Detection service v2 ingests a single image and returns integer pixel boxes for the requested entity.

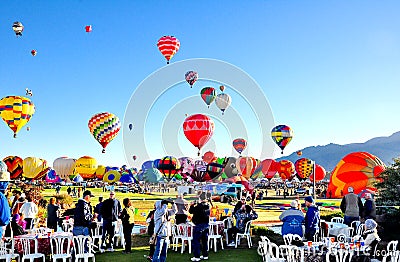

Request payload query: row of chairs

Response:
[0,234,95,262]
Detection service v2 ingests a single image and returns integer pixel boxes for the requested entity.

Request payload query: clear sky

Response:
[0,1,399,168]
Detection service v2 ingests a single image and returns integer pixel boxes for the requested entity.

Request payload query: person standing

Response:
[120,198,135,254]
[304,196,320,241]
[340,186,363,226]
[100,191,122,252]
[19,195,39,230]
[12,191,26,216]
[0,164,11,237]
[152,199,177,262]
[67,187,72,196]
[279,200,304,237]
[73,190,95,236]
[145,205,156,261]
[362,193,376,221]
[174,194,189,224]
[189,192,211,261]
[47,197,60,231]
[94,196,104,222]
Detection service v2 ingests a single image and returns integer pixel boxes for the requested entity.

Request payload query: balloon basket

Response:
[13,133,17,138]
[102,149,106,153]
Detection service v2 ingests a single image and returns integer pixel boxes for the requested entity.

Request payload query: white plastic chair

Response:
[279,245,303,262]
[356,223,365,236]
[235,220,252,248]
[113,221,125,249]
[331,217,344,224]
[387,240,399,261]
[62,220,73,233]
[222,217,234,245]
[0,237,20,262]
[283,234,301,246]
[326,249,353,262]
[350,221,361,236]
[383,250,400,262]
[91,222,103,250]
[266,242,286,262]
[174,223,193,253]
[208,223,224,252]
[19,236,45,262]
[73,235,95,262]
[31,227,52,235]
[50,234,73,262]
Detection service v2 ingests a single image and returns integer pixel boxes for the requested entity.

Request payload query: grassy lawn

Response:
[38,186,342,225]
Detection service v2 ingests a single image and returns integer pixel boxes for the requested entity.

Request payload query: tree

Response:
[374,158,400,226]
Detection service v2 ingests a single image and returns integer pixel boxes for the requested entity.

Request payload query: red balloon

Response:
[260,159,279,179]
[202,151,216,164]
[183,114,214,155]
[85,25,92,32]
[310,164,326,182]
[278,160,295,180]
[157,35,180,64]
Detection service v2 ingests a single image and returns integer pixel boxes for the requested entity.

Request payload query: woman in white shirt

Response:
[19,195,38,230]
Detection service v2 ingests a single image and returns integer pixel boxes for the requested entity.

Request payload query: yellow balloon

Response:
[75,156,97,179]
[103,170,121,183]
[0,96,35,138]
[95,165,106,180]
[23,157,48,179]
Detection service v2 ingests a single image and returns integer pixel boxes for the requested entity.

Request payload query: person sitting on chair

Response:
[227,203,258,247]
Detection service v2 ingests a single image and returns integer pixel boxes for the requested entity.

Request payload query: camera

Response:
[161,198,174,206]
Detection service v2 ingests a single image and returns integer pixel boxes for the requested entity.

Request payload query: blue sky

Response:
[0,1,399,168]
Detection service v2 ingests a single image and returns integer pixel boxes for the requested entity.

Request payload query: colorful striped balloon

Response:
[157,156,181,181]
[3,156,23,179]
[200,87,216,108]
[88,112,121,153]
[185,71,198,88]
[0,96,35,138]
[232,138,247,155]
[295,158,314,180]
[271,125,293,154]
[157,36,180,64]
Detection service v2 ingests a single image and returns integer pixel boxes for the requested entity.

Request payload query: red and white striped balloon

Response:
[157,35,180,64]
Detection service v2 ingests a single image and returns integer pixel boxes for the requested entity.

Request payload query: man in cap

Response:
[362,193,376,221]
[0,161,11,237]
[279,199,304,237]
[340,186,363,226]
[304,196,320,241]
[100,191,121,252]
[73,190,95,236]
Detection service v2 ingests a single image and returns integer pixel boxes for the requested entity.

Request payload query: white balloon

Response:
[215,93,231,115]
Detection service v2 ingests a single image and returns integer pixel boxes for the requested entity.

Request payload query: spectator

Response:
[227,202,258,246]
[233,196,246,214]
[189,192,210,262]
[94,196,104,222]
[145,205,156,261]
[16,213,27,230]
[340,186,363,226]
[152,199,177,262]
[73,190,95,236]
[251,190,256,207]
[47,197,60,231]
[0,166,11,237]
[4,214,25,237]
[279,200,304,237]
[304,196,320,241]
[67,186,72,196]
[100,191,122,252]
[362,193,376,221]
[19,195,38,230]
[361,219,381,250]
[174,194,189,224]
[12,193,26,216]
[120,198,135,254]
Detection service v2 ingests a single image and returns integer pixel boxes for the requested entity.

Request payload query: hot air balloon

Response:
[23,157,49,180]
[232,138,247,156]
[327,152,385,198]
[310,164,326,182]
[31,50,37,56]
[178,157,194,176]
[143,168,164,183]
[85,25,92,32]
[295,158,314,180]
[157,156,181,181]
[183,114,215,156]
[153,159,161,169]
[12,22,24,36]
[157,36,180,64]
[257,159,279,179]
[75,156,97,180]
[191,160,209,182]
[95,165,106,180]
[3,156,23,179]
[200,87,216,108]
[271,125,293,154]
[53,157,76,181]
[88,112,121,153]
[185,71,198,88]
[202,151,216,164]
[103,170,121,183]
[45,169,61,184]
[0,96,35,138]
[236,157,258,179]
[132,155,137,161]
[277,160,295,180]
[206,162,224,180]
[215,93,232,115]
[219,85,225,92]
[296,151,302,156]
[25,88,33,96]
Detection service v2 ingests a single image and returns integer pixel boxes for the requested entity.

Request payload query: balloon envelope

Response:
[215,93,231,115]
[232,138,247,155]
[53,157,76,181]
[88,112,121,153]
[103,170,121,183]
[183,114,215,155]
[3,156,23,179]
[236,157,257,179]
[157,35,180,64]
[200,87,216,107]
[75,156,97,179]
[310,164,326,182]
[271,125,293,154]
[157,156,181,181]
[295,158,314,180]
[23,157,49,180]
[0,96,35,137]
[143,168,164,183]
[185,71,198,87]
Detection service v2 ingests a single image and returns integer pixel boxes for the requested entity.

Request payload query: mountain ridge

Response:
[278,131,400,172]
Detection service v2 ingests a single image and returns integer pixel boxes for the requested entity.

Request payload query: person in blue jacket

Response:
[0,161,11,237]
[304,196,320,241]
[279,200,304,237]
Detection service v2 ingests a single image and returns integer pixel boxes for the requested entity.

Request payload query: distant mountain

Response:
[278,131,400,172]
